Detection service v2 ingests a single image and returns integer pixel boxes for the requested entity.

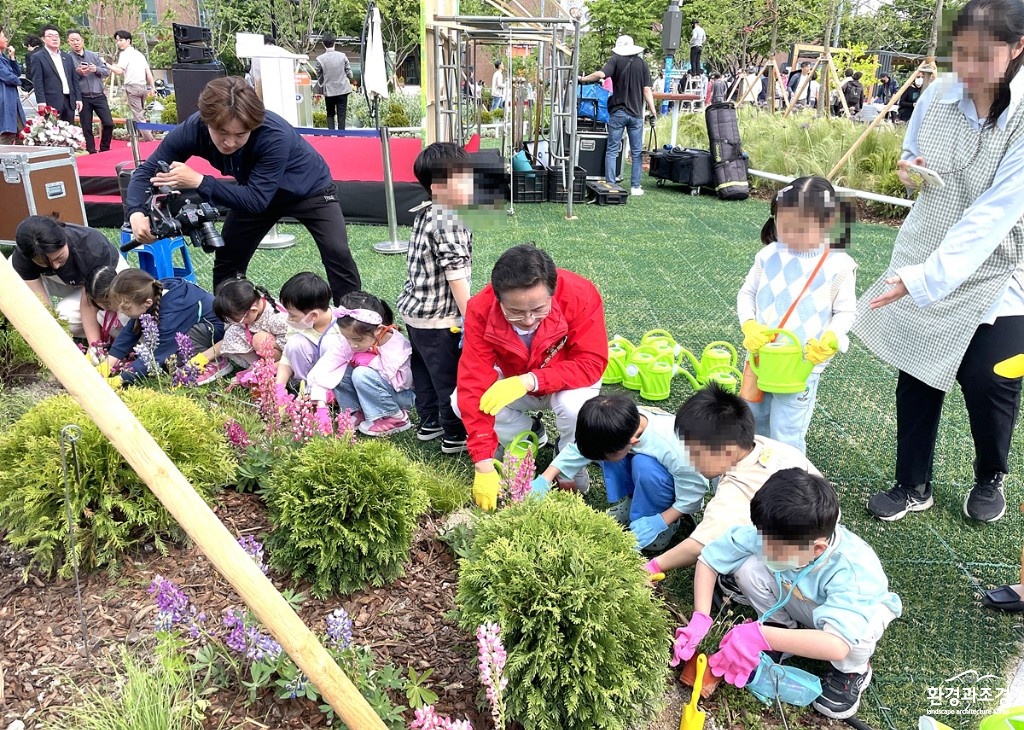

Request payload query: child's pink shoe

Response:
[358,412,412,437]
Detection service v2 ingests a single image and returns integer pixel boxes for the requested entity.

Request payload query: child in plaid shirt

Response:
[397,142,475,453]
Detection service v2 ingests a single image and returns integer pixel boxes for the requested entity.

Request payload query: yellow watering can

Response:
[678,341,738,387]
[747,329,814,394]
[603,336,636,385]
[622,344,662,392]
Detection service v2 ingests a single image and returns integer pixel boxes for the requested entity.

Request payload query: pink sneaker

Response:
[358,412,412,436]
[197,356,232,385]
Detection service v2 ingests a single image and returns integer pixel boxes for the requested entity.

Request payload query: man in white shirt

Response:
[108,29,155,141]
[490,60,505,111]
[690,21,706,77]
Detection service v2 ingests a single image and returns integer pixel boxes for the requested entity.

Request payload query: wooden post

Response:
[0,256,388,730]
[826,60,933,180]
[783,56,822,118]
[826,55,851,118]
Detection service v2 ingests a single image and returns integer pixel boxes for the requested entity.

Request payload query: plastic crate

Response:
[547,165,587,203]
[512,165,548,203]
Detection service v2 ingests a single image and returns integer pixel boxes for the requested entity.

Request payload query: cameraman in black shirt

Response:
[125,76,361,304]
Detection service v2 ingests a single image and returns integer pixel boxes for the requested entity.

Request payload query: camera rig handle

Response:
[120,162,174,253]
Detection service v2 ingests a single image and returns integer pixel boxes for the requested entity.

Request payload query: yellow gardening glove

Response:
[105,375,124,390]
[804,331,839,365]
[479,376,528,415]
[95,361,112,378]
[741,320,772,352]
[995,354,1024,378]
[473,470,501,511]
[189,352,210,369]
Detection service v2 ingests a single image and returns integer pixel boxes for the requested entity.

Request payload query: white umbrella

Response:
[364,6,389,102]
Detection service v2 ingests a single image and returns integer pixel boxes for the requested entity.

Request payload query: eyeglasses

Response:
[500,302,552,323]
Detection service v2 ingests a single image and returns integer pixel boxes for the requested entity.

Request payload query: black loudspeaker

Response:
[173,23,212,44]
[175,45,215,64]
[171,63,226,122]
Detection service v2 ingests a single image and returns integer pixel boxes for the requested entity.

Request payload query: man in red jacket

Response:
[455,244,608,510]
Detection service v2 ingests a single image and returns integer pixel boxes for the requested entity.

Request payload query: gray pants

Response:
[733,556,896,673]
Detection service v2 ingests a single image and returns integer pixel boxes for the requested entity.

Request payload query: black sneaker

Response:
[964,473,1007,522]
[416,418,444,441]
[866,482,933,521]
[440,435,468,454]
[812,665,872,720]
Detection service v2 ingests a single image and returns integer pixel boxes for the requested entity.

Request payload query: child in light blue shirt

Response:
[671,468,901,721]
[532,394,707,552]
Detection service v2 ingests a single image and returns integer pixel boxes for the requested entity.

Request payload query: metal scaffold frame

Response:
[427,8,583,219]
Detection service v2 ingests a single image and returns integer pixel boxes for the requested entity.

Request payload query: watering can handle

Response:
[610,335,636,353]
[761,328,801,347]
[642,329,676,343]
[705,341,738,364]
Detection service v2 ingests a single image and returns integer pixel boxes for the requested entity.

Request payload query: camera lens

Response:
[199,222,225,253]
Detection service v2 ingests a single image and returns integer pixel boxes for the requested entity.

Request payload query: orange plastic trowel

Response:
[680,653,708,730]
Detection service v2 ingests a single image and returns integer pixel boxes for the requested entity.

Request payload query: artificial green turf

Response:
[98,175,1024,730]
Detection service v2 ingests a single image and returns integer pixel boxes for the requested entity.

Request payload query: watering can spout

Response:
[677,347,701,375]
[679,370,701,391]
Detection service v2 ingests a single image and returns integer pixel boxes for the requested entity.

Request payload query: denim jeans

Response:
[606,108,644,188]
[745,372,820,454]
[333,366,415,422]
[601,454,676,521]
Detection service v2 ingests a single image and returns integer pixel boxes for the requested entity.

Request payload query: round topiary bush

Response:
[0,390,236,577]
[264,439,428,597]
[455,491,670,730]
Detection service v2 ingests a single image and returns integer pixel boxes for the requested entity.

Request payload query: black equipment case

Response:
[647,148,714,193]
[704,102,750,200]
[585,180,629,205]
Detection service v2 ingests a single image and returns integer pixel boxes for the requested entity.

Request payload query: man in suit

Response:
[30,25,81,123]
[314,33,353,130]
[68,29,113,153]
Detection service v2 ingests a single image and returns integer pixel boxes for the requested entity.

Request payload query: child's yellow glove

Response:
[804,331,839,365]
[741,320,772,352]
[105,375,124,390]
[189,352,210,369]
[480,376,528,415]
[95,361,112,378]
[473,470,501,511]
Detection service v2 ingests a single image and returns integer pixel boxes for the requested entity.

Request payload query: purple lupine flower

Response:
[283,670,309,699]
[132,313,160,374]
[246,624,282,661]
[477,622,507,729]
[238,535,269,575]
[326,608,353,651]
[286,392,317,443]
[149,575,189,628]
[224,419,252,451]
[172,332,200,387]
[223,608,248,654]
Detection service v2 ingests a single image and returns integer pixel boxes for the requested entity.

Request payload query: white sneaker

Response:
[630,186,644,196]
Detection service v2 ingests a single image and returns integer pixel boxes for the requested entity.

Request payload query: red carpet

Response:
[78,135,426,228]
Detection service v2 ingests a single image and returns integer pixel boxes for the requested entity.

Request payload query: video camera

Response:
[121,161,225,254]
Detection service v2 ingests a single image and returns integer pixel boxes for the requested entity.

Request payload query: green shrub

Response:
[312,110,327,128]
[413,460,471,514]
[383,105,411,128]
[0,311,43,388]
[160,94,178,124]
[0,390,235,577]
[264,439,428,597]
[479,109,494,125]
[455,491,670,730]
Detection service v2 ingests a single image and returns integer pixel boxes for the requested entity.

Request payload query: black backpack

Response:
[843,80,862,108]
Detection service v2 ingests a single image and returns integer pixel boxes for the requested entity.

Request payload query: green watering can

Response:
[493,428,542,473]
[979,707,1024,730]
[603,336,636,385]
[677,341,739,387]
[622,344,662,391]
[747,329,814,394]
[638,351,676,401]
[640,329,681,357]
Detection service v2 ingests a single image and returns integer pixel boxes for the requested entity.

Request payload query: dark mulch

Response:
[0,490,487,729]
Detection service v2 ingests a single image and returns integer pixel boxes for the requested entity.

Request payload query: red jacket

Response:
[458,268,608,462]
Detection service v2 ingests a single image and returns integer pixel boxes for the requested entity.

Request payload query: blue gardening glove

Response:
[530,476,552,496]
[630,513,669,550]
[708,620,771,688]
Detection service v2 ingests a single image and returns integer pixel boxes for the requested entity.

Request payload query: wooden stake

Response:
[826,60,934,180]
[0,255,387,730]
[783,55,824,118]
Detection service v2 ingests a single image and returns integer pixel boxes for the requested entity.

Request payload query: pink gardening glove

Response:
[643,558,663,575]
[351,351,375,367]
[670,612,713,667]
[273,383,290,406]
[708,620,770,687]
[314,406,333,436]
